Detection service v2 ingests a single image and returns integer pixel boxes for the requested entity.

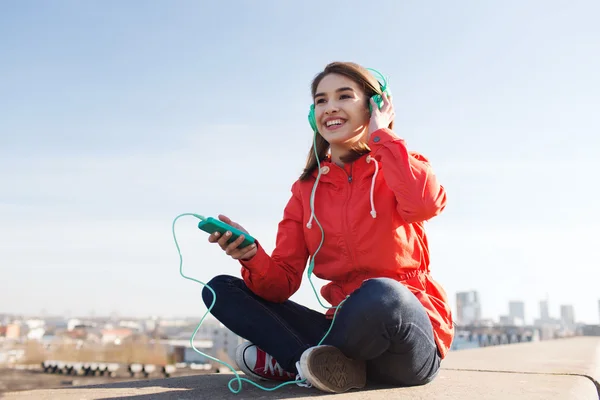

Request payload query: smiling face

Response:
[313,73,371,148]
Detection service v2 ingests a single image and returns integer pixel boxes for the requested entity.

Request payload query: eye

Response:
[315,98,326,104]
[340,94,352,100]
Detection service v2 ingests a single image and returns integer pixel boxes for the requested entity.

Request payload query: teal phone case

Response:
[198,217,255,248]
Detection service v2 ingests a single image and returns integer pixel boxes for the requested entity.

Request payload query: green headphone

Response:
[308,68,390,133]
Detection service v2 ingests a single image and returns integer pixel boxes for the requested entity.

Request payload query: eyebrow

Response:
[314,87,355,98]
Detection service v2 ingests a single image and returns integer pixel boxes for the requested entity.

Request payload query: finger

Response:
[217,230,232,250]
[233,244,257,260]
[245,246,258,260]
[225,234,246,255]
[225,244,240,256]
[370,97,379,113]
[231,244,254,260]
[218,214,232,224]
[218,214,243,231]
[382,92,392,110]
[219,215,240,229]
[208,231,221,243]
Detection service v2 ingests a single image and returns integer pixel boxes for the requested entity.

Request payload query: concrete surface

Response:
[442,336,600,378]
[3,337,599,400]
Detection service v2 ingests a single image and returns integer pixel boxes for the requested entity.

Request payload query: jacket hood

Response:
[306,152,381,230]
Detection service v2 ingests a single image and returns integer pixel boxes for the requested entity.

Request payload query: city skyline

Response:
[454,290,598,326]
[3,292,598,327]
[1,2,599,324]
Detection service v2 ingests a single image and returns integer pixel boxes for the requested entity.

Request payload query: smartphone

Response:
[198,217,255,248]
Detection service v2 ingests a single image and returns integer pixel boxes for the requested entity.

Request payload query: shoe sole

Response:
[300,345,366,393]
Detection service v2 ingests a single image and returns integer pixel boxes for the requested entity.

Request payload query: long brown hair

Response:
[299,61,394,181]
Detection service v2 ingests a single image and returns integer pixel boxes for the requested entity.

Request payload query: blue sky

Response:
[1,1,599,324]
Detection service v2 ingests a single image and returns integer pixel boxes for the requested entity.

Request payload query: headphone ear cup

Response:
[369,94,384,114]
[308,104,318,132]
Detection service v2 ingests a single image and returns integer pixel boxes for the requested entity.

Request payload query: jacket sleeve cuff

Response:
[239,241,269,279]
[368,128,402,156]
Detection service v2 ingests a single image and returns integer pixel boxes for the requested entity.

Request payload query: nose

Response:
[324,101,339,115]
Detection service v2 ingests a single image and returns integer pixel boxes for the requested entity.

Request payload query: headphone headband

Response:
[366,68,388,93]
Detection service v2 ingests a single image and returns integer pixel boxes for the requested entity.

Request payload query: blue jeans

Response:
[201,275,441,386]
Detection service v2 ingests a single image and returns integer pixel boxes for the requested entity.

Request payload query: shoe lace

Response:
[294,361,312,388]
[264,352,287,376]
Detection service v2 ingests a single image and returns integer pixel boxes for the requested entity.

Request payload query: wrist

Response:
[368,123,384,137]
[368,127,400,148]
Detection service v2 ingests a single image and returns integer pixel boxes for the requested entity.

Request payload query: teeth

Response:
[326,119,344,127]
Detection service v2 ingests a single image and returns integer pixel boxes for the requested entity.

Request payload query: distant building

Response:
[579,324,600,336]
[191,318,243,364]
[25,319,45,330]
[101,328,133,345]
[0,325,18,340]
[212,324,244,364]
[67,318,96,331]
[450,330,480,351]
[5,324,21,340]
[509,301,525,324]
[118,320,142,331]
[27,327,46,340]
[166,318,243,367]
[560,305,575,328]
[145,317,158,333]
[456,291,481,326]
[539,300,550,322]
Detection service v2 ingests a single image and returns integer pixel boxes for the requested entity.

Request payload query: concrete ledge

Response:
[443,336,600,378]
[2,370,598,400]
[3,337,599,400]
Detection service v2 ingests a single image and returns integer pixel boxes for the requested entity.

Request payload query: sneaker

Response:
[298,345,366,393]
[235,342,296,382]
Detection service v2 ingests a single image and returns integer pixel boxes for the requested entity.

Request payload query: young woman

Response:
[202,61,453,394]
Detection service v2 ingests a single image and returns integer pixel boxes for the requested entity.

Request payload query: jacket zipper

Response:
[342,164,356,270]
[344,163,353,183]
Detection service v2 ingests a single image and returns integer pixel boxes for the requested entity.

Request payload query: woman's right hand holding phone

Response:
[208,214,257,261]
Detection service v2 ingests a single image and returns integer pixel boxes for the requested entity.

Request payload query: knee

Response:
[201,274,239,308]
[360,277,414,303]
[354,278,417,316]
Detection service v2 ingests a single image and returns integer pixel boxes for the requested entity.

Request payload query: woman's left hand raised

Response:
[368,92,395,139]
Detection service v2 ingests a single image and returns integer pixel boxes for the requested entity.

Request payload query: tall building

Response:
[456,291,481,326]
[560,305,575,327]
[193,318,243,364]
[509,301,525,323]
[539,300,550,322]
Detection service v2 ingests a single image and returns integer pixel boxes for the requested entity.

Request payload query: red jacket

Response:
[240,128,454,358]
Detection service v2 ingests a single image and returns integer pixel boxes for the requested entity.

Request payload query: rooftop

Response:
[3,337,599,399]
